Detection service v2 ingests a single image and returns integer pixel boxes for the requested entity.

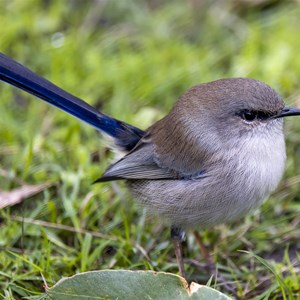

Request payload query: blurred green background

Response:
[0,0,299,299]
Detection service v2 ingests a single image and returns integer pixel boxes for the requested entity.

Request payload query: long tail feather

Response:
[0,53,145,151]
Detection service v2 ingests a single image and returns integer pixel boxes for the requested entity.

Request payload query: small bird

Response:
[0,53,299,278]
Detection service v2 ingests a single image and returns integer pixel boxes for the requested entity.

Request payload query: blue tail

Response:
[0,53,145,151]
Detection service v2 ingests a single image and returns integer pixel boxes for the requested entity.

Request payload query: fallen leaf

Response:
[46,270,233,300]
[0,183,52,209]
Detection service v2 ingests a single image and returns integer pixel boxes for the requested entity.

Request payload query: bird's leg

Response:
[193,230,214,269]
[171,226,186,278]
[193,230,237,295]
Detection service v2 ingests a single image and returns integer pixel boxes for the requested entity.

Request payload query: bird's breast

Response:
[201,129,287,227]
[128,131,286,229]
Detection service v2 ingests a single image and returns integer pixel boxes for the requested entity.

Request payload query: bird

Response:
[0,52,299,278]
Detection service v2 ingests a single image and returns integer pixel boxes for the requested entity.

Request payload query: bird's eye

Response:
[241,110,258,122]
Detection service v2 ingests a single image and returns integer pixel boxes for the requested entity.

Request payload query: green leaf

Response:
[46,270,232,300]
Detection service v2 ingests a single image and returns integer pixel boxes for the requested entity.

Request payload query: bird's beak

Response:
[276,107,300,118]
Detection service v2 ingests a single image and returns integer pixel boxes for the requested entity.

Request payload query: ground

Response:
[0,1,299,299]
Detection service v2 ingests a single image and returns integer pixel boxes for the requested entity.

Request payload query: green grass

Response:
[0,0,300,299]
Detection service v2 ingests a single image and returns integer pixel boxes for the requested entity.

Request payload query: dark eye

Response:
[241,110,258,122]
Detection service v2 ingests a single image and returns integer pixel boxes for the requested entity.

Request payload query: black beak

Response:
[276,107,300,118]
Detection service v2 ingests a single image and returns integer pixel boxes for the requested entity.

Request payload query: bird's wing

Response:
[95,139,177,182]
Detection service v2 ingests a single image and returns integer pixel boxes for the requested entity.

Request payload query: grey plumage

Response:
[99,78,287,228]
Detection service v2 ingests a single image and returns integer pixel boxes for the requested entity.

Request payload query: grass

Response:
[0,0,299,299]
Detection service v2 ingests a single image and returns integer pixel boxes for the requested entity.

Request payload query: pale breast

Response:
[128,131,286,229]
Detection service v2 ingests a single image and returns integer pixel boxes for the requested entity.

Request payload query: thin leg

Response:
[193,230,213,267]
[171,226,186,278]
[192,230,237,296]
